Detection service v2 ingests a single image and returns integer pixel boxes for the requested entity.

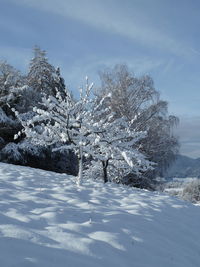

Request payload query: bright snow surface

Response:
[0,163,200,267]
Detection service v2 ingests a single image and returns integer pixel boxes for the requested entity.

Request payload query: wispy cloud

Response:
[8,0,195,58]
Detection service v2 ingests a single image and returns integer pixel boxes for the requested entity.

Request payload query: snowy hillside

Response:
[0,163,200,267]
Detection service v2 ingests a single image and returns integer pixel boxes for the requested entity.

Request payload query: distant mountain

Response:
[165,155,200,178]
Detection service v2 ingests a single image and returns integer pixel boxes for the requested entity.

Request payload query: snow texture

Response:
[0,163,199,267]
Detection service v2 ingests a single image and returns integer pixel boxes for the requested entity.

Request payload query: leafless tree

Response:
[95,64,179,188]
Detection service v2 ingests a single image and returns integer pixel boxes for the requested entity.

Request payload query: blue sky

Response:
[0,0,200,158]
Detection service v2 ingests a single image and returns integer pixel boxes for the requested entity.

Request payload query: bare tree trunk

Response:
[77,146,83,186]
[102,160,109,183]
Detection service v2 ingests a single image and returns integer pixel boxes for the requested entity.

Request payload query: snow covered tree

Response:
[81,93,154,183]
[27,46,66,98]
[0,61,25,96]
[0,61,27,144]
[0,61,26,111]
[96,64,179,188]
[14,77,153,185]
[13,78,93,185]
[0,49,76,176]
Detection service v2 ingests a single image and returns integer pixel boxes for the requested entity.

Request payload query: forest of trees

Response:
[0,47,179,190]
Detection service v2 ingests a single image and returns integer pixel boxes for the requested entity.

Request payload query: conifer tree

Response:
[28,46,66,98]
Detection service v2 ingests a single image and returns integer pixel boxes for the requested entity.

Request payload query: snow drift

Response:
[0,163,199,267]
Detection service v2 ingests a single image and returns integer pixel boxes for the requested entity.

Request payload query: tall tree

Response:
[96,64,179,188]
[27,46,66,98]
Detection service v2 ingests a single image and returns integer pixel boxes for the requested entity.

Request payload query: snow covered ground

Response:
[0,163,200,267]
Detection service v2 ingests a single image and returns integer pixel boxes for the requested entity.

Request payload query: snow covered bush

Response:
[0,143,24,163]
[0,107,16,125]
[181,179,200,203]
[0,140,77,174]
[122,173,158,191]
[0,141,44,165]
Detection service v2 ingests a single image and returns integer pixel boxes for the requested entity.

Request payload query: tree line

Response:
[0,47,179,189]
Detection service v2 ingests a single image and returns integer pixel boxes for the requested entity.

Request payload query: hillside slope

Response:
[0,163,200,267]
